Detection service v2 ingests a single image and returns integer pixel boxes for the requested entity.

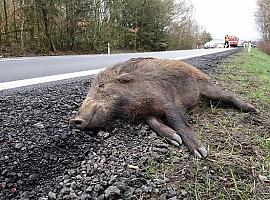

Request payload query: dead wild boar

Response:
[69,57,258,158]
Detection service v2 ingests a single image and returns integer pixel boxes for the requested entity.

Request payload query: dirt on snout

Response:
[0,49,269,200]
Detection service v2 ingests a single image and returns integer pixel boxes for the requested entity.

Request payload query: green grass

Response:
[224,48,270,104]
[187,49,270,199]
[223,48,270,158]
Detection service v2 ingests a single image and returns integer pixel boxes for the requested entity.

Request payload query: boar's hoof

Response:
[69,118,87,130]
[245,104,259,113]
[166,138,180,147]
[194,146,208,159]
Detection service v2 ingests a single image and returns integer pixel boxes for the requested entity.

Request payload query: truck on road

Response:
[228,36,239,47]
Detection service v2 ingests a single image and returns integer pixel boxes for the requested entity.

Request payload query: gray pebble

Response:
[167,189,177,198]
[168,197,178,200]
[60,187,70,195]
[135,188,142,195]
[80,193,90,200]
[97,130,110,138]
[21,147,27,151]
[127,187,135,195]
[1,182,7,189]
[68,169,76,176]
[153,147,168,154]
[85,185,93,193]
[149,132,157,138]
[71,181,77,189]
[48,191,56,199]
[63,179,70,184]
[34,122,45,129]
[104,186,121,198]
[94,184,103,192]
[154,188,160,193]
[97,194,105,200]
[113,181,127,192]
[141,184,152,193]
[108,175,117,184]
[29,173,38,181]
[75,175,82,179]
[15,143,23,149]
[69,192,77,198]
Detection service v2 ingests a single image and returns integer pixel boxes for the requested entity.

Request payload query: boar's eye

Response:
[116,73,134,84]
[99,82,105,88]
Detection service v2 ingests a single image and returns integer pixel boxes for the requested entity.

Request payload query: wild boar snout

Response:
[69,97,98,129]
[69,118,87,130]
[69,96,112,130]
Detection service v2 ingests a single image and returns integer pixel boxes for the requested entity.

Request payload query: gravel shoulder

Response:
[1,49,269,200]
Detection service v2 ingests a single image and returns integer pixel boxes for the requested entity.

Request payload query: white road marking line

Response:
[0,67,106,91]
[171,48,230,60]
[0,48,233,91]
[0,58,34,62]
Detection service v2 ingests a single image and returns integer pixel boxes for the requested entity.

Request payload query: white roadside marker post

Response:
[248,43,252,52]
[108,43,111,54]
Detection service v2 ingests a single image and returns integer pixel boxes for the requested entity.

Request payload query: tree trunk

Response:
[0,8,2,43]
[35,2,41,51]
[41,7,56,52]
[3,0,9,42]
[20,0,25,52]
[12,0,18,42]
[65,2,71,50]
[70,0,76,50]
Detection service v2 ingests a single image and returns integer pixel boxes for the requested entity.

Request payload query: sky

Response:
[191,0,261,41]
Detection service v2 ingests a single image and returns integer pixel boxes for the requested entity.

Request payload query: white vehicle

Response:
[204,41,216,49]
[204,39,224,49]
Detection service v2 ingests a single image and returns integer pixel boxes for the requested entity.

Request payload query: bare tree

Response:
[3,0,9,42]
[256,0,270,41]
[20,0,25,52]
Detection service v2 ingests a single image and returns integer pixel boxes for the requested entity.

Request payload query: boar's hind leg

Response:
[146,116,182,146]
[164,108,207,158]
[202,84,258,113]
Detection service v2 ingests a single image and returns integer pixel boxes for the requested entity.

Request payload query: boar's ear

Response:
[116,73,134,84]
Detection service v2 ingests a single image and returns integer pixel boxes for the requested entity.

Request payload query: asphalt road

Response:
[0,48,232,83]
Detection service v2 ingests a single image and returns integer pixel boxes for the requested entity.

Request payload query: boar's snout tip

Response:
[69,118,87,130]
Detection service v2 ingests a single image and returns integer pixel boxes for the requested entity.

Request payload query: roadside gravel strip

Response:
[0,49,240,199]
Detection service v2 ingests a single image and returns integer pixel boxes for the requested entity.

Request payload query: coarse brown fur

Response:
[70,57,258,158]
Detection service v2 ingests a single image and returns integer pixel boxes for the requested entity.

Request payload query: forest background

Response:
[1,0,270,56]
[0,0,212,56]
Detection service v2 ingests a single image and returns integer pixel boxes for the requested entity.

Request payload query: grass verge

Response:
[189,48,270,199]
[141,49,270,199]
[190,49,270,199]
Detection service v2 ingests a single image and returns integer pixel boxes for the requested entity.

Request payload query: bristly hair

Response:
[94,57,209,88]
[96,57,155,81]
[110,94,129,117]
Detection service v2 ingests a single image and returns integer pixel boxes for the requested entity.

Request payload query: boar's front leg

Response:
[164,107,208,158]
[146,116,183,146]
